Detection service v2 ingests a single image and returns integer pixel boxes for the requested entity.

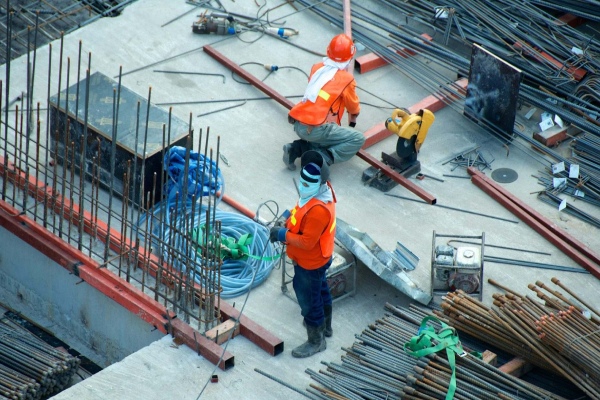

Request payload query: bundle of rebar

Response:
[435,278,600,398]
[0,318,80,399]
[305,303,565,400]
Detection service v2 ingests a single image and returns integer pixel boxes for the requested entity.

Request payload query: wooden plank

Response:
[481,350,497,366]
[205,319,241,345]
[498,357,533,377]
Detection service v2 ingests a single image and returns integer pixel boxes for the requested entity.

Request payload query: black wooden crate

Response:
[49,72,190,207]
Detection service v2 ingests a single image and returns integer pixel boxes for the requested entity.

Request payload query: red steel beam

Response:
[204,45,436,205]
[355,52,389,74]
[557,14,587,29]
[362,78,469,149]
[468,168,600,277]
[468,167,600,266]
[513,41,586,81]
[203,45,294,110]
[221,194,256,220]
[354,34,433,74]
[0,158,282,361]
[220,306,284,356]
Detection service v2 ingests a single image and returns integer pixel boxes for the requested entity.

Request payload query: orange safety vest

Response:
[288,63,355,126]
[285,197,336,269]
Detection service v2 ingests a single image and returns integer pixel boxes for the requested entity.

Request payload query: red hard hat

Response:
[327,34,356,62]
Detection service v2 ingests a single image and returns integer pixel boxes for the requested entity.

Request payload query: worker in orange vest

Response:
[283,34,365,170]
[269,151,336,357]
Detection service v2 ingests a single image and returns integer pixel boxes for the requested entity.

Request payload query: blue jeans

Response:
[293,258,333,327]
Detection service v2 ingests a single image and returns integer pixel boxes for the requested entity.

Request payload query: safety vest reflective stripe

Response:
[287,198,336,258]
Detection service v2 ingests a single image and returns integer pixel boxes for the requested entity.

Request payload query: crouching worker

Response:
[283,33,365,170]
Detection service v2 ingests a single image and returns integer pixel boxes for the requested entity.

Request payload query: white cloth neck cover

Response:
[302,57,351,103]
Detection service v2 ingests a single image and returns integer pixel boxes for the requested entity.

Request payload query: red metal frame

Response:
[354,34,433,74]
[513,41,586,81]
[558,13,587,28]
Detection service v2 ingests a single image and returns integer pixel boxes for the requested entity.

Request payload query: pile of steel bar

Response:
[0,317,80,399]
[435,277,600,399]
[534,168,600,209]
[305,303,566,399]
[468,167,600,277]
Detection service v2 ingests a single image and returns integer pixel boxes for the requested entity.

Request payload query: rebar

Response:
[304,300,568,399]
[0,317,80,399]
[0,30,230,341]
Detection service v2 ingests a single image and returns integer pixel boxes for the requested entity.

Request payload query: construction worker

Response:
[283,33,365,170]
[269,151,336,358]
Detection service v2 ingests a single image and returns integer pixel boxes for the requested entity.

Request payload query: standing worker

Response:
[270,151,336,358]
[283,33,365,170]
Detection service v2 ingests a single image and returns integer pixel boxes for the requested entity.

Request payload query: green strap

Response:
[404,316,466,400]
[191,226,280,261]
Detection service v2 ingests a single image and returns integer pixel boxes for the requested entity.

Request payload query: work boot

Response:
[291,323,326,358]
[282,143,298,170]
[324,304,333,337]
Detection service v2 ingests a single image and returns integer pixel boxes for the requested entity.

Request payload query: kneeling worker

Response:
[283,33,365,170]
[270,151,336,358]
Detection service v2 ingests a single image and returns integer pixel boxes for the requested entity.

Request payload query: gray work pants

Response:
[293,121,365,164]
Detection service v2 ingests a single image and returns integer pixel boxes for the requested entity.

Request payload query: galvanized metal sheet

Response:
[335,218,431,305]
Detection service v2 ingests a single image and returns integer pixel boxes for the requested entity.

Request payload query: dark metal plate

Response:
[491,168,518,183]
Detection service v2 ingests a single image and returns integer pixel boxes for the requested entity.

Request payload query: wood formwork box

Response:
[49,72,190,207]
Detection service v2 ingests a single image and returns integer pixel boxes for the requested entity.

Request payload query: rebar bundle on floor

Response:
[305,303,566,400]
[0,317,80,399]
[435,278,600,398]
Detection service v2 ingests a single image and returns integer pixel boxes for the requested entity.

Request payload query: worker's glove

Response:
[349,113,358,128]
[269,227,288,243]
[349,121,356,128]
[274,209,291,227]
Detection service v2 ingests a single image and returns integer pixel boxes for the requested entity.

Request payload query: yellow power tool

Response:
[385,108,435,167]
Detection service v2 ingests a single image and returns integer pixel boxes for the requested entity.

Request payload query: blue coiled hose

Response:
[139,147,278,299]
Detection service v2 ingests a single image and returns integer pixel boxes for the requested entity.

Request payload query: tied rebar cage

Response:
[0,27,227,333]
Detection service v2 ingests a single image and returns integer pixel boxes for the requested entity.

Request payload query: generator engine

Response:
[430,232,485,301]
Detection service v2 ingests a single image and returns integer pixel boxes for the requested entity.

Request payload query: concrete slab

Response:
[1,0,599,399]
